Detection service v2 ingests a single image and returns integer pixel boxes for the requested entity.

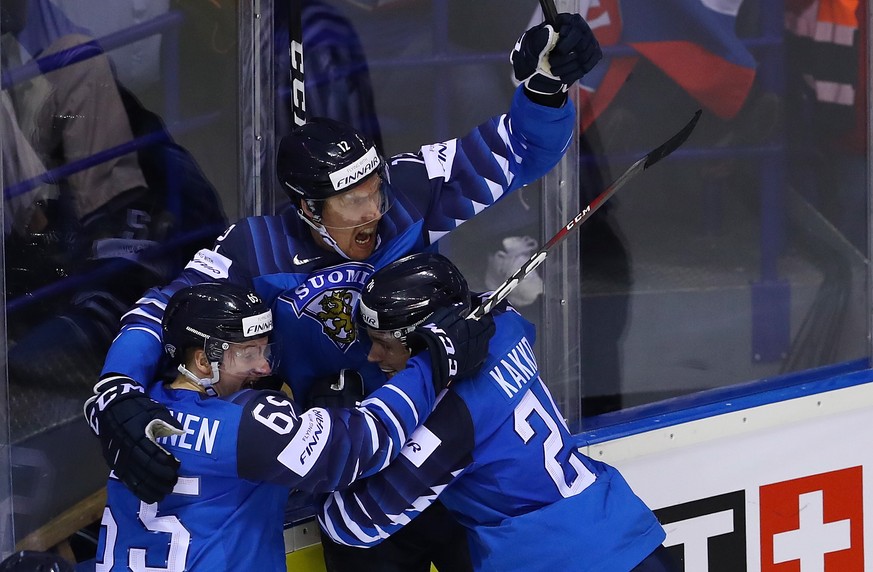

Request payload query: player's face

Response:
[319,174,385,260]
[216,337,273,395]
[366,329,411,379]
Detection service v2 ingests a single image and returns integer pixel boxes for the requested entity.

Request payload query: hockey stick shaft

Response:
[539,0,559,26]
[289,0,306,126]
[469,109,702,320]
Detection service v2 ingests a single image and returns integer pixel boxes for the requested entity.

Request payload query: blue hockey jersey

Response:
[100,85,573,403]
[319,308,666,572]
[96,355,440,572]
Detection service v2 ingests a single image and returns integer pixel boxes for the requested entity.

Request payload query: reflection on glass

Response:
[2,0,228,548]
[339,0,869,423]
[0,0,867,563]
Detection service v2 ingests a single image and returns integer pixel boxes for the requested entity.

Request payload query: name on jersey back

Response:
[156,410,221,456]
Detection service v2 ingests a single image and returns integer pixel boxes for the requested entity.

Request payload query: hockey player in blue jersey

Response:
[84,11,601,572]
[319,252,680,572]
[95,282,493,571]
[84,8,602,505]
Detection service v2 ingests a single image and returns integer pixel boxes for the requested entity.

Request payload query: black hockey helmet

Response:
[359,252,470,340]
[277,117,386,206]
[0,551,74,572]
[162,282,274,365]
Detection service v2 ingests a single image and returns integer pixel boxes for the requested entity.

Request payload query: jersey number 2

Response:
[513,389,595,498]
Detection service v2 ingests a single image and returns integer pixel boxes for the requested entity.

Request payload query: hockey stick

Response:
[289,0,306,126]
[469,109,702,320]
[539,0,559,26]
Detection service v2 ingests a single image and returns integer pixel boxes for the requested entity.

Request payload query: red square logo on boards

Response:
[760,466,863,571]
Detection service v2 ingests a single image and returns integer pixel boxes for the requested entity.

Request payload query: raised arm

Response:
[408,12,601,243]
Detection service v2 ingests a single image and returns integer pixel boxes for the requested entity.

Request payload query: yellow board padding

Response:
[285,543,326,572]
[284,542,439,572]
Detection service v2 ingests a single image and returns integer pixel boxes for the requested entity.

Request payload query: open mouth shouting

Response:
[355,226,376,247]
[333,222,378,259]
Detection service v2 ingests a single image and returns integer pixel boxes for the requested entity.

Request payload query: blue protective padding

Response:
[575,358,872,446]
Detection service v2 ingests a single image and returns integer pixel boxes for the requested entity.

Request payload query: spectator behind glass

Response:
[2,0,226,423]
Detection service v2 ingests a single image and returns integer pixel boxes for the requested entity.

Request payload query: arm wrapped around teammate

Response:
[406,305,496,392]
[84,374,183,504]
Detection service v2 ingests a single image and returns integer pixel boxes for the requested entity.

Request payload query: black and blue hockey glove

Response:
[84,374,183,504]
[511,18,562,96]
[511,12,601,96]
[549,13,602,85]
[407,305,496,393]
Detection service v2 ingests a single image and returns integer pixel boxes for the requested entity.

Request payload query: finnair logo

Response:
[242,310,273,337]
[300,409,326,464]
[359,300,379,329]
[329,147,380,190]
[277,408,332,476]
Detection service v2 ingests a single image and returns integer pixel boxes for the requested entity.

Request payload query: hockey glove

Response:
[84,375,183,504]
[511,13,602,95]
[407,305,496,393]
[307,369,365,409]
[548,13,602,86]
[511,20,563,95]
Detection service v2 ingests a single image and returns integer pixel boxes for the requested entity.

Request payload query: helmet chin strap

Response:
[178,363,220,397]
[296,208,351,259]
[297,208,385,260]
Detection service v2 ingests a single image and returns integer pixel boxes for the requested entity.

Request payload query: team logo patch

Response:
[317,291,357,344]
[283,262,374,352]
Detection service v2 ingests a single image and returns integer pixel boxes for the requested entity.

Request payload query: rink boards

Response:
[284,368,873,571]
[583,369,873,571]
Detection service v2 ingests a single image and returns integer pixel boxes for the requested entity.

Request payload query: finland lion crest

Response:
[316,290,356,345]
[284,262,373,352]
